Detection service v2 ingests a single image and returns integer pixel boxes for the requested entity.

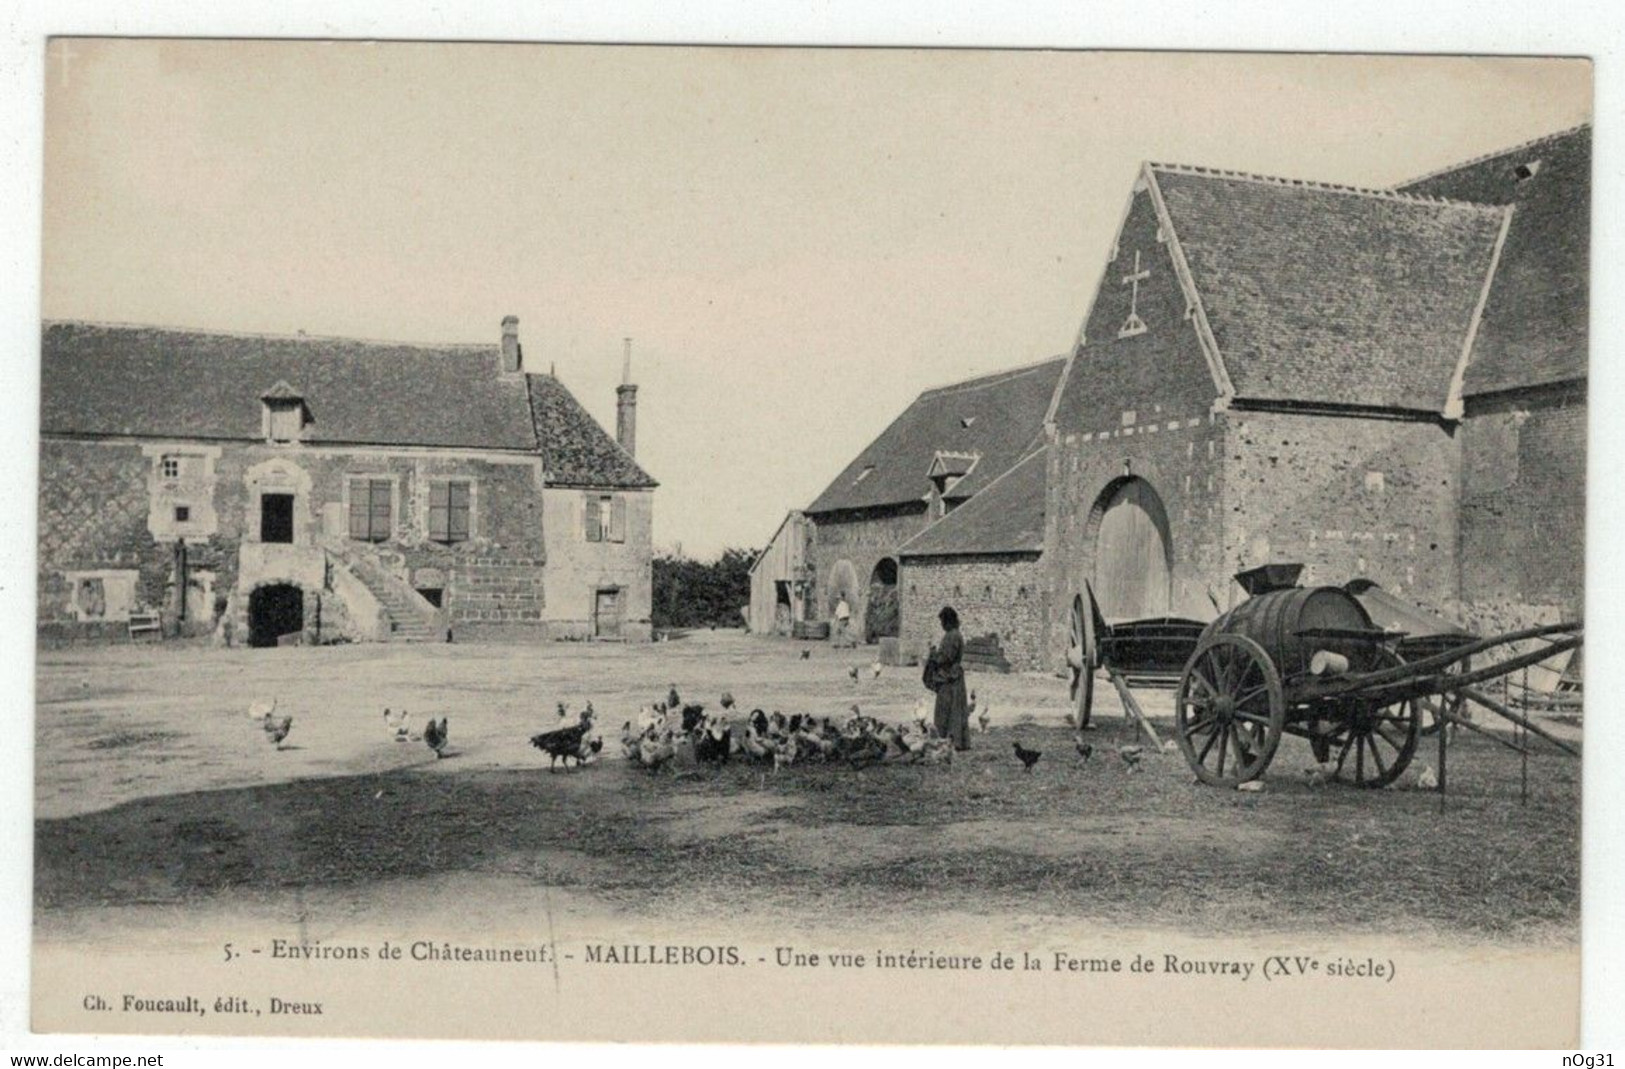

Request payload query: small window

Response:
[348,478,393,542]
[266,401,304,444]
[429,480,472,543]
[161,457,181,479]
[174,505,191,523]
[585,493,625,543]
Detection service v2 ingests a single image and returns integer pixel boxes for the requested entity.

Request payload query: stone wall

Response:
[37,436,558,641]
[539,486,654,641]
[804,504,931,644]
[1455,384,1585,635]
[900,553,1045,670]
[1220,410,1462,618]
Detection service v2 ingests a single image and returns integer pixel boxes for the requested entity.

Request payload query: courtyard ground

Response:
[34,630,1580,948]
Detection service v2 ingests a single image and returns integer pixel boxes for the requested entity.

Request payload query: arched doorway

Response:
[248,583,304,647]
[865,557,899,642]
[1090,477,1173,623]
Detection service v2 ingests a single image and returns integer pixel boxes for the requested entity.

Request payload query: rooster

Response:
[1074,734,1093,763]
[1012,741,1041,772]
[261,711,293,749]
[422,717,449,758]
[1118,744,1144,772]
[530,708,596,772]
[384,707,411,741]
[695,715,733,765]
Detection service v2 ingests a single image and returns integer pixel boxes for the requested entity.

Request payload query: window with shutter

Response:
[609,495,627,544]
[584,494,603,542]
[348,478,394,542]
[430,480,472,543]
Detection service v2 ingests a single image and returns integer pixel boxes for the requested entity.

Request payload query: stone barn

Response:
[1041,161,1513,670]
[37,317,658,645]
[801,357,1065,645]
[1395,124,1589,635]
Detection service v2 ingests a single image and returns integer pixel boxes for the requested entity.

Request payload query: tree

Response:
[652,547,756,630]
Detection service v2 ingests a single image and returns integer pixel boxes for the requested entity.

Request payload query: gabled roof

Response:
[525,373,657,489]
[1145,165,1510,414]
[806,356,1065,515]
[900,446,1047,558]
[1394,124,1590,397]
[40,321,657,488]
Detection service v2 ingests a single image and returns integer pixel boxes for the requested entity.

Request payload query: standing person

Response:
[834,594,851,648]
[927,605,970,750]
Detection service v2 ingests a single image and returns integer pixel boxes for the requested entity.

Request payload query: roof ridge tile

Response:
[1147,161,1503,212]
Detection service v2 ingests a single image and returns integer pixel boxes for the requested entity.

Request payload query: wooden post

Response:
[1520,666,1529,806]
[1107,669,1165,750]
[1437,700,1448,813]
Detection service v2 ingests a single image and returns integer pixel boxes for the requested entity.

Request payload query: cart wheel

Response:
[1418,655,1469,736]
[1175,633,1284,787]
[1326,650,1422,788]
[1068,593,1096,729]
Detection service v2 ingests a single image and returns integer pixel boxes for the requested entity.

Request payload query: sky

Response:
[41,44,1591,558]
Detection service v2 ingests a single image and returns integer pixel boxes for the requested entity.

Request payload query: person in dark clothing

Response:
[926,605,970,750]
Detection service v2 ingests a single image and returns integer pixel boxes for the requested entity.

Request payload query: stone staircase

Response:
[322,538,446,643]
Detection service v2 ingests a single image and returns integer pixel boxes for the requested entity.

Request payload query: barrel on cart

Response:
[1170,563,1581,789]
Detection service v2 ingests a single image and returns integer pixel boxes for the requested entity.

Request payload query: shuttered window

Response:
[348,478,393,542]
[609,495,627,544]
[429,480,472,543]
[584,494,603,542]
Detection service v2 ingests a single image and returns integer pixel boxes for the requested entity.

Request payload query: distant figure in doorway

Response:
[834,594,852,648]
[926,605,970,750]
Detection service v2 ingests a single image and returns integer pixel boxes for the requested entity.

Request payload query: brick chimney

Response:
[501,315,521,373]
[616,336,638,457]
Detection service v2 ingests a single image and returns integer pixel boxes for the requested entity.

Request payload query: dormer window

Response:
[927,450,980,502]
[260,381,310,445]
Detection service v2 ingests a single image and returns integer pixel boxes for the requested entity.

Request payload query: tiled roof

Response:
[525,374,657,489]
[1395,124,1590,396]
[40,321,657,488]
[1149,165,1510,413]
[898,446,1047,557]
[806,357,1065,514]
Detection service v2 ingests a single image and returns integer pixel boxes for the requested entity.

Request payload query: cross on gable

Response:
[1118,250,1150,339]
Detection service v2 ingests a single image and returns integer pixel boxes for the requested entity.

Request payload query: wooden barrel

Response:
[1205,586,1377,679]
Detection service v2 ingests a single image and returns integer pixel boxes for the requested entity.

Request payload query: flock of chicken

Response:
[243,677,1157,780]
[617,686,963,775]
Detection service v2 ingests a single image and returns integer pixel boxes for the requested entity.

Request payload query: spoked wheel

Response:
[1322,650,1422,788]
[1418,655,1469,736]
[1067,592,1098,729]
[1175,633,1284,787]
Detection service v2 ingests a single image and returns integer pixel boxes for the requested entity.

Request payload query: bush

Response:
[652,547,755,630]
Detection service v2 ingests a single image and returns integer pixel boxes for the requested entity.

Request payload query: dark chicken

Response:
[1012,742,1042,772]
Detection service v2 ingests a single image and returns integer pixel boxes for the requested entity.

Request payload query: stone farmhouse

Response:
[786,123,1588,676]
[37,317,657,646]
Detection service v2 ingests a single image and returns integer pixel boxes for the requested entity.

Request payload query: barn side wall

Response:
[1455,383,1585,634]
[900,553,1045,670]
[1217,410,1462,617]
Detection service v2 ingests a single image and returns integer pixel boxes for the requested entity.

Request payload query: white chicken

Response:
[384,708,411,741]
[248,697,278,721]
[870,662,883,679]
[1417,765,1439,790]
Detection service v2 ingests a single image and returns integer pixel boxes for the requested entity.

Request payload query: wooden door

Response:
[594,588,623,639]
[261,493,295,544]
[1093,479,1172,623]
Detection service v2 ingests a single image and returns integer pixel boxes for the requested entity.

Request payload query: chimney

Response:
[616,336,638,457]
[500,315,521,373]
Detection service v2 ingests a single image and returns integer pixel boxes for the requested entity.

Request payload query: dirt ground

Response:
[34,630,1580,946]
